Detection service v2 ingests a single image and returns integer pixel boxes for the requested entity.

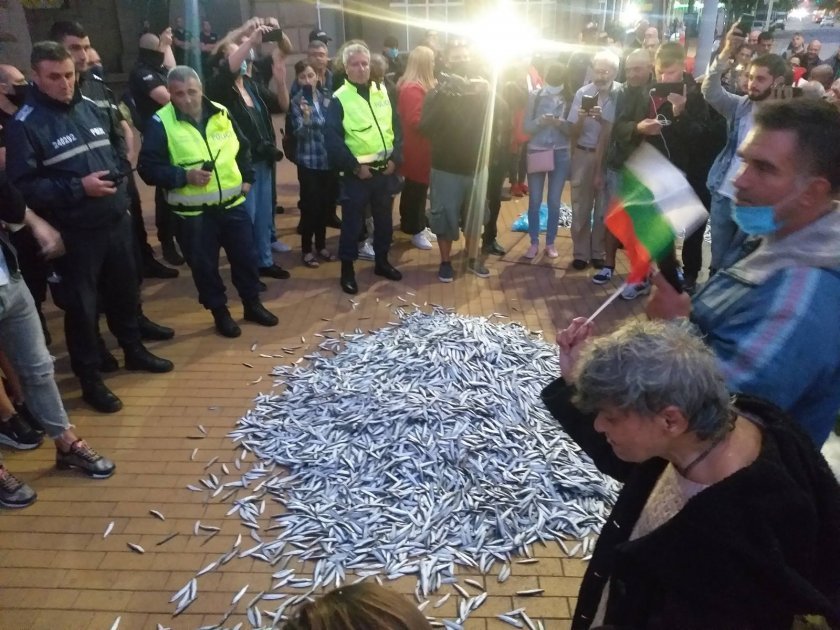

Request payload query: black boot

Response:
[212,306,241,338]
[122,342,174,373]
[143,256,179,279]
[243,300,278,327]
[161,239,185,266]
[374,257,402,281]
[97,335,119,373]
[81,377,123,414]
[138,314,175,341]
[340,260,358,295]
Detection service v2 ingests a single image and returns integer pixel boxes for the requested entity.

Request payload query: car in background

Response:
[822,14,835,27]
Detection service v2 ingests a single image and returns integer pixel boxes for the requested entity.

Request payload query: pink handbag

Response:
[527,149,554,174]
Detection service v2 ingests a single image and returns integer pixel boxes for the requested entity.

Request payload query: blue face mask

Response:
[731,204,780,235]
[239,60,248,76]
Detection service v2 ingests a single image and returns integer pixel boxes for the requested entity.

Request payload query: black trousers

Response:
[177,205,261,310]
[338,174,396,262]
[155,186,178,245]
[399,178,428,236]
[8,228,48,307]
[484,160,507,245]
[509,146,527,185]
[127,173,155,265]
[298,166,334,254]
[53,211,141,378]
[682,184,711,280]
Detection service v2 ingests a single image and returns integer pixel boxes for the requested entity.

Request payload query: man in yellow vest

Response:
[325,42,403,295]
[138,66,278,338]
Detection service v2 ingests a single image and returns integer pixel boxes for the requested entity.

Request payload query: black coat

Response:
[541,378,840,630]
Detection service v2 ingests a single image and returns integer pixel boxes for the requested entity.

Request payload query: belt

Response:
[576,145,597,152]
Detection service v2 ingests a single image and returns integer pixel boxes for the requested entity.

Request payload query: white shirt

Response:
[567,81,619,148]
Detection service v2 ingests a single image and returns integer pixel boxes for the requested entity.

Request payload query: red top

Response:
[397,82,432,185]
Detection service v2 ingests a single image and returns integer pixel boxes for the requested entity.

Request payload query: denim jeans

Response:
[178,205,261,310]
[709,192,741,272]
[0,277,69,441]
[242,161,274,268]
[527,148,570,246]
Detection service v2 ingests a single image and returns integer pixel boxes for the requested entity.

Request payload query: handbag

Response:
[527,149,554,173]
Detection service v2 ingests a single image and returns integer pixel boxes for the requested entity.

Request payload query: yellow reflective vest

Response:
[156,101,244,215]
[333,82,394,164]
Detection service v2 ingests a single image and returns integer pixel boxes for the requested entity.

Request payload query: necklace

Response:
[674,412,737,479]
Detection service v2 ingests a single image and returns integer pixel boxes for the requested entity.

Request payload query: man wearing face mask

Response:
[702,23,787,273]
[382,36,402,76]
[647,99,840,448]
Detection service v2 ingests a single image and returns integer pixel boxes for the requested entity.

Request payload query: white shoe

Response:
[358,241,375,260]
[422,227,437,243]
[411,231,433,250]
[271,240,291,253]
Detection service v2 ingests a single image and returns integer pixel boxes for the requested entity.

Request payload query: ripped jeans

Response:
[0,276,69,443]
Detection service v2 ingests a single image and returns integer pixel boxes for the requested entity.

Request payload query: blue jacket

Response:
[523,86,571,151]
[6,83,130,230]
[691,208,840,446]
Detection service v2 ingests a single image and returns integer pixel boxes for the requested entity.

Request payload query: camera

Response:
[254,141,284,163]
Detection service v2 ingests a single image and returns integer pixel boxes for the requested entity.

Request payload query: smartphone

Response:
[581,94,598,112]
[736,13,754,35]
[201,161,214,172]
[652,82,684,98]
[262,28,285,43]
[302,84,314,99]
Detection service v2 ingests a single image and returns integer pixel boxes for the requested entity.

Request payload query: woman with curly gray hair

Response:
[542,318,840,630]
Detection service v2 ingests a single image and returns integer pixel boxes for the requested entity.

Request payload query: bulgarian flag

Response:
[605,143,708,283]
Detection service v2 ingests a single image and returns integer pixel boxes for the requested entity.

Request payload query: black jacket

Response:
[128,49,168,132]
[6,83,130,231]
[541,378,840,630]
[0,170,24,274]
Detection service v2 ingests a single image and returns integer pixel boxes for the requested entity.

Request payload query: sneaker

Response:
[15,404,46,437]
[621,279,652,300]
[0,466,36,508]
[422,227,437,243]
[358,241,375,260]
[56,440,115,479]
[545,245,558,259]
[270,240,291,253]
[438,261,454,283]
[411,231,433,250]
[525,243,539,259]
[467,258,490,278]
[0,414,44,450]
[592,267,614,285]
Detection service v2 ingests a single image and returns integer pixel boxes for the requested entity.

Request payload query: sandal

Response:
[317,249,337,262]
[302,253,320,268]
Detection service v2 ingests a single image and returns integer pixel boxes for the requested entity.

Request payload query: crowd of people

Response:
[0,10,839,627]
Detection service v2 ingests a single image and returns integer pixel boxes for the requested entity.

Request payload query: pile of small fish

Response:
[176,309,619,628]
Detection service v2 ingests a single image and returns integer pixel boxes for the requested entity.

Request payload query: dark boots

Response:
[340,260,358,295]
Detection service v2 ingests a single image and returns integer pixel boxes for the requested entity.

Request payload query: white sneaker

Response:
[411,231,433,250]
[422,227,437,243]
[271,240,291,253]
[358,241,375,260]
[620,279,652,300]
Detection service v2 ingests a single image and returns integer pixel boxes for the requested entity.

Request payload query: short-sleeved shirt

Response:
[172,28,191,65]
[200,31,218,65]
[128,61,167,132]
[567,81,620,149]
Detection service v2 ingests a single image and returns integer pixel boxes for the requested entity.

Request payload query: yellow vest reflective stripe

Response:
[155,101,244,215]
[333,82,394,164]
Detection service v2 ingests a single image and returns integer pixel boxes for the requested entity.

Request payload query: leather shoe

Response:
[143,257,179,279]
[212,307,241,338]
[161,240,185,266]
[99,350,119,373]
[483,240,507,256]
[81,378,123,414]
[122,343,174,373]
[340,261,358,294]
[572,259,588,270]
[259,265,291,280]
[590,258,605,270]
[243,300,278,327]
[374,259,402,281]
[138,314,175,341]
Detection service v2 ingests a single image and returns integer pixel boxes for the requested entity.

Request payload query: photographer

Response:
[207,17,293,280]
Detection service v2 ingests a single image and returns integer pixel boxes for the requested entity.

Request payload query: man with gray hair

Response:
[567,49,620,271]
[138,66,278,338]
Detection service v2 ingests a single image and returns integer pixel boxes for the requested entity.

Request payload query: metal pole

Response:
[765,0,775,31]
[693,0,718,77]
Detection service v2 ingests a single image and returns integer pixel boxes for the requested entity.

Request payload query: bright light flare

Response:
[467,3,538,68]
[619,4,642,28]
[789,7,809,20]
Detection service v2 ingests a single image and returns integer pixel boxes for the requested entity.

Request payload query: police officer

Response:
[324,42,403,295]
[6,42,173,413]
[137,66,278,338]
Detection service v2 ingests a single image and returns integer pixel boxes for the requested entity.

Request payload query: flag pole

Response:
[585,283,627,325]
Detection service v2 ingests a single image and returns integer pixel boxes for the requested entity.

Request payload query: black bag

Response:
[282,113,297,165]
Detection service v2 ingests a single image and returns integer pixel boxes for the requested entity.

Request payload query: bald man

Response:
[0,64,26,140]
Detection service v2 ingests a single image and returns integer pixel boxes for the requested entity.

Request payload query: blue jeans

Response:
[0,277,69,441]
[526,148,570,246]
[242,161,274,268]
[709,192,741,272]
[177,205,261,310]
[338,174,396,262]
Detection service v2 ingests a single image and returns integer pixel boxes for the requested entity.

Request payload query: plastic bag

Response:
[511,202,573,232]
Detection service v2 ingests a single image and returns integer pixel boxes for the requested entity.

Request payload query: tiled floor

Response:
[0,162,644,629]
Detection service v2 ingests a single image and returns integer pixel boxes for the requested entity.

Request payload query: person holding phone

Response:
[567,50,621,271]
[290,61,336,267]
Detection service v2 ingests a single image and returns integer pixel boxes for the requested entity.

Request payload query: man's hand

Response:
[250,24,273,46]
[383,160,396,176]
[721,23,745,59]
[540,113,555,126]
[241,182,251,195]
[768,85,794,101]
[159,28,173,49]
[300,100,311,119]
[82,171,117,197]
[265,17,280,29]
[590,105,603,122]
[646,273,692,320]
[667,85,687,117]
[556,317,594,383]
[356,165,373,180]
[24,209,65,260]
[636,118,663,136]
[186,169,212,187]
